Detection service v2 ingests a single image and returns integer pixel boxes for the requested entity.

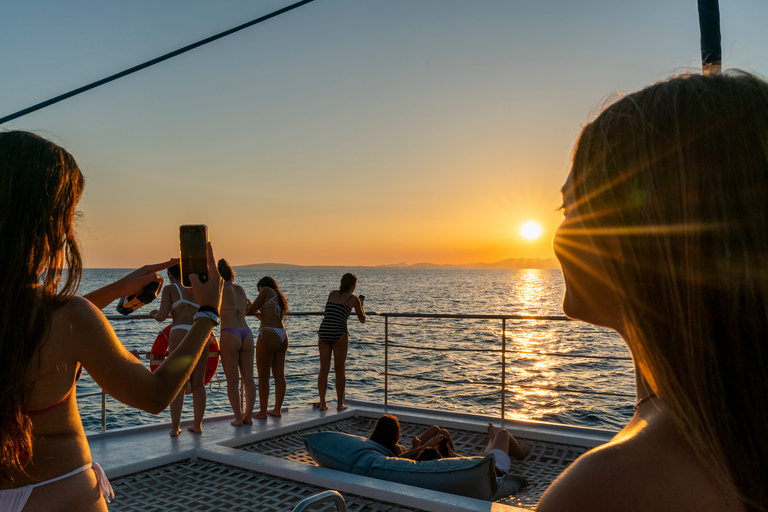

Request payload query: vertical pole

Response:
[501,318,506,428]
[101,390,107,433]
[384,315,389,411]
[698,0,722,73]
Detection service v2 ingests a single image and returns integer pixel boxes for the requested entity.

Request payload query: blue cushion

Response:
[303,431,513,501]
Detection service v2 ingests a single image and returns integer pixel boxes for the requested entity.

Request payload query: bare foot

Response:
[187,426,202,435]
[267,409,281,418]
[487,423,497,441]
[170,428,181,437]
[312,402,329,411]
[517,441,532,460]
[411,436,422,449]
[252,411,268,420]
[231,418,243,427]
[337,403,348,411]
[242,417,253,425]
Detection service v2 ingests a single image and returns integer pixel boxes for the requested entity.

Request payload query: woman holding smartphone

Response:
[0,131,223,512]
[150,264,209,436]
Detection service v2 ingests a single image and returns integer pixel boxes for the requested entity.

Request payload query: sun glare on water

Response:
[520,221,544,240]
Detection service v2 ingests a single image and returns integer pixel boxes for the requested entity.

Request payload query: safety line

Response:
[0,0,317,125]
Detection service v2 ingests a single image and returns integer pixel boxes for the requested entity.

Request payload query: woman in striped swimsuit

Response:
[316,273,366,411]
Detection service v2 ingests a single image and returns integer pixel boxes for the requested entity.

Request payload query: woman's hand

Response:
[189,242,223,312]
[83,258,178,310]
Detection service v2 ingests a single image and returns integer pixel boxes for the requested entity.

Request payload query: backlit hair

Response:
[217,259,235,282]
[257,276,287,316]
[339,273,357,293]
[0,131,84,482]
[369,414,400,454]
[570,71,768,510]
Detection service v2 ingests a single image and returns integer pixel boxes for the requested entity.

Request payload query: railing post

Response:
[501,318,506,428]
[101,390,107,433]
[384,315,389,411]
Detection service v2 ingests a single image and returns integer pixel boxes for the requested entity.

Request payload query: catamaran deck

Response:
[90,399,614,511]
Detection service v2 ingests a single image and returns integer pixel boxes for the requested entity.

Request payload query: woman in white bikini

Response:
[216,259,255,426]
[150,264,208,435]
[0,130,223,512]
[247,276,288,420]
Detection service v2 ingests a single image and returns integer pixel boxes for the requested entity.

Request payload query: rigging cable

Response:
[0,0,317,125]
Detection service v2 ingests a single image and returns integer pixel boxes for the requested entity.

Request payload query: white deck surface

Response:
[89,399,614,511]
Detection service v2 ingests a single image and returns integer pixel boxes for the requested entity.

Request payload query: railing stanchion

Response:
[501,318,506,428]
[101,390,107,433]
[384,315,389,411]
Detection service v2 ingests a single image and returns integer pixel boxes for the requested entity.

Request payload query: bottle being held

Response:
[116,281,161,315]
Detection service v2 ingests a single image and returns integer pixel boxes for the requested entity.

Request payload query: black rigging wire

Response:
[0,0,317,125]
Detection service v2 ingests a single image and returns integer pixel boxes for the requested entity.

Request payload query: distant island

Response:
[236,258,560,270]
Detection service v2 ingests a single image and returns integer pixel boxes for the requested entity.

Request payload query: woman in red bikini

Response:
[0,131,223,512]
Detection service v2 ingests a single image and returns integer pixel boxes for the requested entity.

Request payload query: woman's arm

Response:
[246,287,269,316]
[71,247,221,413]
[83,259,177,310]
[352,295,366,323]
[397,434,443,460]
[149,286,173,322]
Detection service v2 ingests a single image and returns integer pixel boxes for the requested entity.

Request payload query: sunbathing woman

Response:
[538,72,768,511]
[150,264,208,436]
[247,277,288,420]
[317,273,366,411]
[217,259,255,427]
[0,131,223,512]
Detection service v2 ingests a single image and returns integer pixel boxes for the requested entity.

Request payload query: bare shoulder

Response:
[537,412,741,512]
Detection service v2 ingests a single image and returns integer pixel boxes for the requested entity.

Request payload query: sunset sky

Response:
[3,0,767,267]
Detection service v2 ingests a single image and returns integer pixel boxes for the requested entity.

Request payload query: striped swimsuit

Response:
[318,301,352,344]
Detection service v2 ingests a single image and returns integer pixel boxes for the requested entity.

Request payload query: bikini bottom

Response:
[221,327,252,342]
[258,327,287,343]
[170,324,192,333]
[0,462,114,512]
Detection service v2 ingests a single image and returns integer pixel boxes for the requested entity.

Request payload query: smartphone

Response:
[179,224,209,287]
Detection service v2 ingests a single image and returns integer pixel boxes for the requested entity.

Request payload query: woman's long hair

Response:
[257,276,287,317]
[569,72,768,511]
[369,414,400,454]
[0,131,84,482]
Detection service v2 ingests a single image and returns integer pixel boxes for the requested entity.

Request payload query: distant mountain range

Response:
[236,258,560,270]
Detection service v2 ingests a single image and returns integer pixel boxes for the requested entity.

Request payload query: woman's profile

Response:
[216,259,256,427]
[247,276,288,420]
[316,273,366,411]
[150,264,208,435]
[0,131,223,511]
[538,72,768,511]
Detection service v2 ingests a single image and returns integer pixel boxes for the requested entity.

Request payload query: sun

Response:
[519,221,544,240]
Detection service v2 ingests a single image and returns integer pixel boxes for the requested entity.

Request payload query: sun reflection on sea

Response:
[504,269,566,422]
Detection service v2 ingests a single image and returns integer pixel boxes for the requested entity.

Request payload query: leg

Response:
[254,329,282,419]
[220,331,244,426]
[239,332,256,424]
[479,423,531,460]
[187,343,209,434]
[167,330,187,436]
[331,333,349,410]
[268,336,288,417]
[317,338,333,411]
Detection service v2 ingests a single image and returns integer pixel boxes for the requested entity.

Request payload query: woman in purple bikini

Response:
[217,259,255,427]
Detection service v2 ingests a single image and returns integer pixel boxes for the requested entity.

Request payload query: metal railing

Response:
[87,311,632,432]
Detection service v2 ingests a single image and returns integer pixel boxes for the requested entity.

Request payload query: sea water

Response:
[76,268,633,432]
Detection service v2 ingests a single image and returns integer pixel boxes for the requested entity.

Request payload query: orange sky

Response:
[5,1,768,267]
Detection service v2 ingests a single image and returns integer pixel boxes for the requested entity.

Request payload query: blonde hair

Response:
[571,71,768,511]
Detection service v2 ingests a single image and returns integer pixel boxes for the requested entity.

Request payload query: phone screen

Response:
[179,224,209,287]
